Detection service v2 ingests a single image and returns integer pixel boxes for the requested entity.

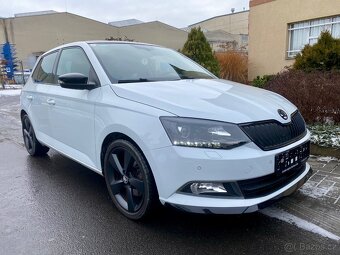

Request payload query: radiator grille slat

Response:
[240,111,306,151]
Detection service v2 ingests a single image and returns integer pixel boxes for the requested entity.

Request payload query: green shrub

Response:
[181,27,220,76]
[294,31,340,71]
[251,75,274,88]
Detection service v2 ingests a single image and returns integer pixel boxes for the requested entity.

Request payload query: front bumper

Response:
[166,164,312,214]
[146,132,311,214]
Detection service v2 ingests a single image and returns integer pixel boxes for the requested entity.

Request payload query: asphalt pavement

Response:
[0,92,339,255]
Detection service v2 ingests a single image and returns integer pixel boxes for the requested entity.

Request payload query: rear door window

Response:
[32,51,58,84]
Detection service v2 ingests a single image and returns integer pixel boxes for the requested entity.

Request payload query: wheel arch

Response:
[100,131,159,197]
[100,132,150,175]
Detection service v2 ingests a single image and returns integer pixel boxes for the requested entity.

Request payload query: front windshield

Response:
[90,43,215,83]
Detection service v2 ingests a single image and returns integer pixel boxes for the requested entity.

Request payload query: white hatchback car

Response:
[21,41,312,220]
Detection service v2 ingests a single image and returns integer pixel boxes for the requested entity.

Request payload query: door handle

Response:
[26,95,33,100]
[46,99,56,105]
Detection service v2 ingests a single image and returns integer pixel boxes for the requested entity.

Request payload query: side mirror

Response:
[58,73,97,90]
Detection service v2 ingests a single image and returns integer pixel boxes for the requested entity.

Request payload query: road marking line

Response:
[330,164,339,173]
[324,182,336,195]
[282,200,340,231]
[334,195,340,205]
[261,207,340,241]
[316,175,327,187]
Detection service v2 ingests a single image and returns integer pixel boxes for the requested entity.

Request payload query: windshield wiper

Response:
[117,77,181,83]
[179,74,214,80]
[117,78,150,83]
[180,75,199,79]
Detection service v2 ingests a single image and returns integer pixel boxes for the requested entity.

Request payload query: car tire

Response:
[22,114,50,156]
[103,139,158,220]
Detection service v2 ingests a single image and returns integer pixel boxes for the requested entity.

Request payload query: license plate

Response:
[275,141,310,174]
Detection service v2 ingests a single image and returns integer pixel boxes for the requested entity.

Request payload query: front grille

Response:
[238,163,306,199]
[240,111,306,151]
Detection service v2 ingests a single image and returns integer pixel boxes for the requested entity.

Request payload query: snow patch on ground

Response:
[261,207,340,241]
[0,89,21,97]
[309,125,340,148]
[316,156,338,163]
[298,182,328,199]
[4,84,24,89]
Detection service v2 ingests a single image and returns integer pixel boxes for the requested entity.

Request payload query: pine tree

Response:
[181,27,220,76]
[294,31,340,71]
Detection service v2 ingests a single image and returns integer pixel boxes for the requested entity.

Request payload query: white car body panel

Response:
[20,41,312,214]
[46,86,99,169]
[111,79,297,124]
[21,83,51,139]
[94,85,174,170]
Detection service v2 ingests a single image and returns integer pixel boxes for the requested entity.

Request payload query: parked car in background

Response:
[20,41,312,220]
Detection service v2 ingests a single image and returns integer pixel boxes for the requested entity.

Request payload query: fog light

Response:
[190,182,227,195]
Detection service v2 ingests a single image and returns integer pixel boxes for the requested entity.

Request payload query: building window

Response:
[287,15,340,58]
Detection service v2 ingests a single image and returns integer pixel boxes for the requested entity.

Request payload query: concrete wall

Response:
[248,0,340,80]
[189,11,249,35]
[1,13,120,68]
[204,30,248,52]
[119,21,188,50]
[0,13,187,69]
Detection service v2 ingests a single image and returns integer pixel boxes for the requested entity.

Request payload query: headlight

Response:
[160,117,250,149]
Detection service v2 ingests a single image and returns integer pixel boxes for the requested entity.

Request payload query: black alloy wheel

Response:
[22,114,49,156]
[104,139,157,220]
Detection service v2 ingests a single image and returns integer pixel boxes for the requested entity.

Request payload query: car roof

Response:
[42,40,161,57]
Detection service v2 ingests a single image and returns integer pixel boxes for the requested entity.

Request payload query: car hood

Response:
[110,79,297,124]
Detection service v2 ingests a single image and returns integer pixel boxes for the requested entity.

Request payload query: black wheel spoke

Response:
[24,136,30,148]
[28,126,33,136]
[129,177,144,193]
[106,165,116,186]
[23,120,33,149]
[24,129,30,137]
[126,186,136,212]
[24,129,32,144]
[28,136,34,148]
[109,154,124,176]
[110,180,124,195]
[123,150,134,173]
[24,118,30,131]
